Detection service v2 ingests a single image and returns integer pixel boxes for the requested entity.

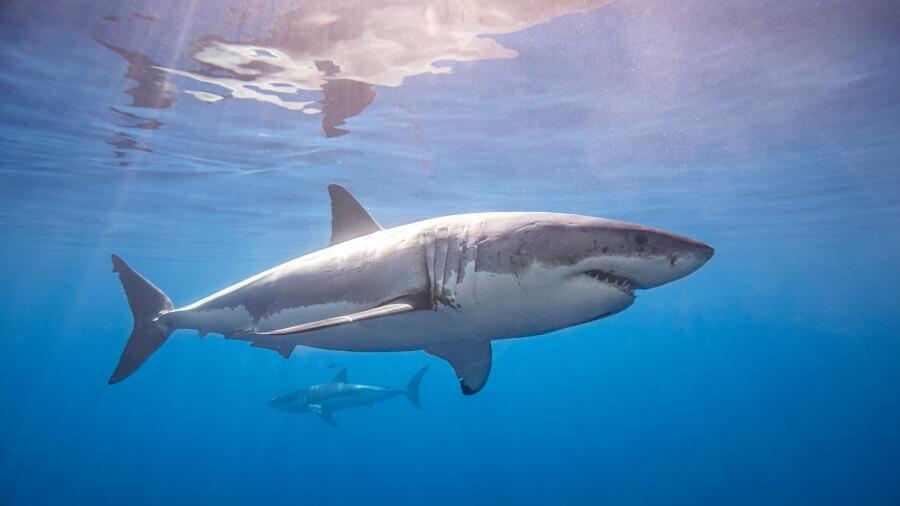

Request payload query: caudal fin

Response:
[405,365,429,410]
[108,254,174,384]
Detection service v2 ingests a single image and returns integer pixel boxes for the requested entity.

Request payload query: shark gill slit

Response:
[441,225,460,307]
[424,228,436,309]
[456,223,468,287]
[433,226,449,304]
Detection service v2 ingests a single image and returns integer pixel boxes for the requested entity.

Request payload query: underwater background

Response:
[1,0,899,504]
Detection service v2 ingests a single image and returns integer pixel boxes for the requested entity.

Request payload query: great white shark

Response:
[267,366,429,426]
[109,184,714,394]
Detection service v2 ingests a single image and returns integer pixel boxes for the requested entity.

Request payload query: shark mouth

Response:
[585,270,636,298]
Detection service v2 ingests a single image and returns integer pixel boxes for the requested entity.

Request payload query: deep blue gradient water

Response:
[2,1,899,504]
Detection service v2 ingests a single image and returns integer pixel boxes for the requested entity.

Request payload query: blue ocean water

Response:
[1,0,899,504]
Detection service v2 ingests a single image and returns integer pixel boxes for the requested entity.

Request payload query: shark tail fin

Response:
[108,254,175,384]
[405,365,429,410]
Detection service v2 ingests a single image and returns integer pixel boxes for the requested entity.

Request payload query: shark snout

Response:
[632,231,714,289]
[673,233,714,263]
[695,241,715,263]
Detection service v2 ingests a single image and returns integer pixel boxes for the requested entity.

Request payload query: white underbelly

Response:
[169,268,613,353]
[288,270,609,352]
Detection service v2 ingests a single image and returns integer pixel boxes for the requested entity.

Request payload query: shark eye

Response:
[635,233,648,245]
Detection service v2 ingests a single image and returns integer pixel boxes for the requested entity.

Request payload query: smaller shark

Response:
[267,366,429,426]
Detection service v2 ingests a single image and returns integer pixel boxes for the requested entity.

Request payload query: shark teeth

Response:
[585,270,635,298]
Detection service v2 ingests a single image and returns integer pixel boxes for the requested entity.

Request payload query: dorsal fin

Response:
[332,368,348,383]
[328,184,382,246]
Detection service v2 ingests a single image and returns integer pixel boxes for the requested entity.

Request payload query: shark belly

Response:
[286,264,623,352]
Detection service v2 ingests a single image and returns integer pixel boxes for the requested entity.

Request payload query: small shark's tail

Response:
[108,254,174,384]
[405,365,429,410]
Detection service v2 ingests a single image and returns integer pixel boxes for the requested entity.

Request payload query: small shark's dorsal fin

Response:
[426,340,493,395]
[328,184,382,246]
[332,368,348,384]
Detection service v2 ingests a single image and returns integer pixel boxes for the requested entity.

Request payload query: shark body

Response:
[267,367,428,426]
[109,185,714,394]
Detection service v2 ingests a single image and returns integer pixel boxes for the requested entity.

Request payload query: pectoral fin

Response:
[310,405,337,427]
[259,302,417,336]
[251,339,295,358]
[426,340,492,395]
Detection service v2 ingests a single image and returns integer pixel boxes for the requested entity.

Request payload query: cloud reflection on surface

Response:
[100,0,610,137]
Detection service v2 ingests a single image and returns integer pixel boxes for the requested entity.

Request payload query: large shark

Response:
[267,366,429,426]
[109,184,713,394]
